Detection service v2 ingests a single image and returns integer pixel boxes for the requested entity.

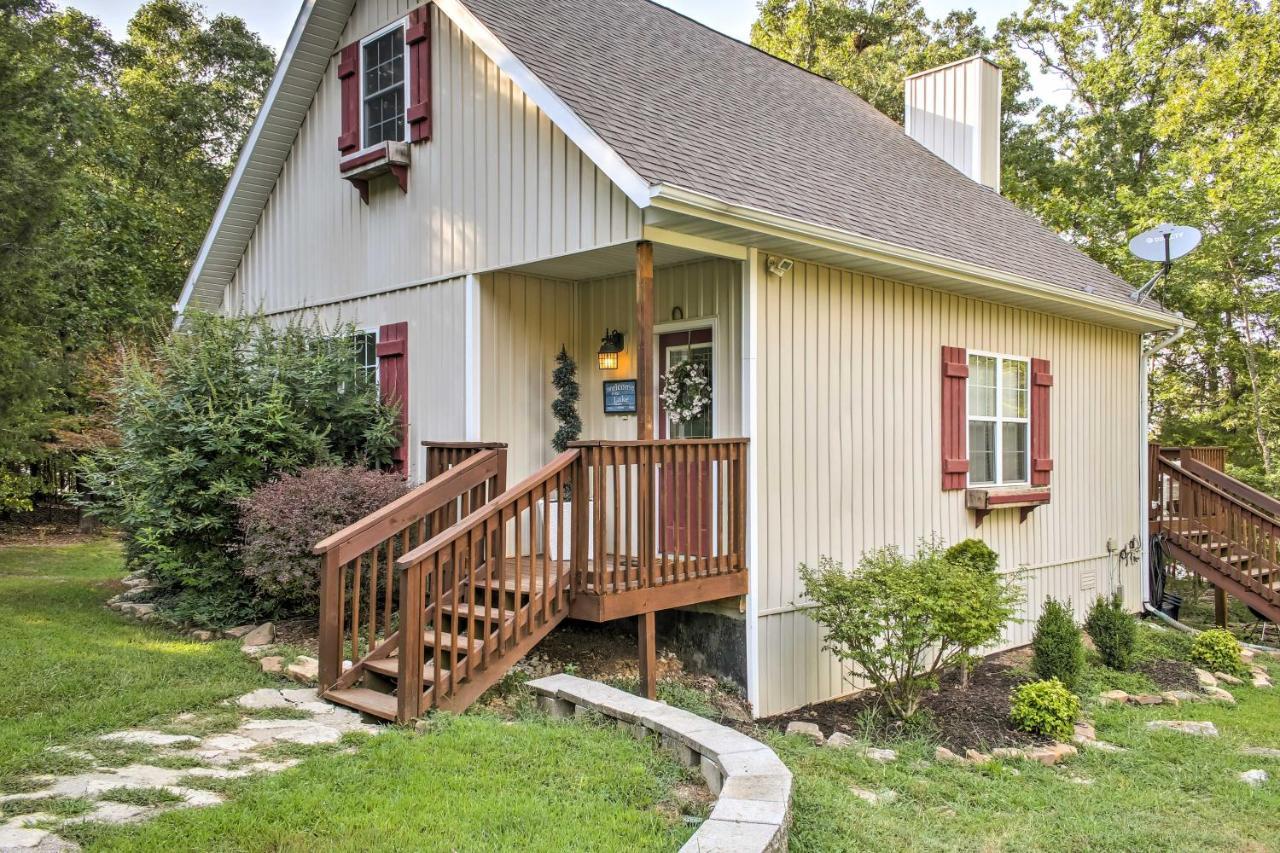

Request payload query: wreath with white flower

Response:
[660,359,711,424]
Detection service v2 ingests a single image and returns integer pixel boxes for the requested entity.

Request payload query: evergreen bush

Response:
[1031,597,1086,690]
[1010,678,1079,742]
[1190,628,1247,678]
[1084,594,1138,670]
[76,313,400,625]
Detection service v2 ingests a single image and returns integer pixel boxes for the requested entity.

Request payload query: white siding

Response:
[225,1,641,316]
[904,57,1001,192]
[751,257,1142,716]
[269,278,469,484]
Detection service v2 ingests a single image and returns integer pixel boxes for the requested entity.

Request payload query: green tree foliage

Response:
[0,1,273,503]
[798,538,1021,720]
[1030,597,1086,690]
[1009,678,1080,741]
[76,314,400,625]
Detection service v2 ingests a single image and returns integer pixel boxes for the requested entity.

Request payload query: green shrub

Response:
[76,313,400,625]
[799,537,1021,720]
[1084,594,1138,670]
[1031,598,1086,690]
[1190,628,1247,678]
[944,538,999,574]
[239,466,410,617]
[1009,678,1080,742]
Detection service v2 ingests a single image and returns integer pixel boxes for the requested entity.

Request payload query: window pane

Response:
[1002,359,1028,418]
[1002,421,1028,483]
[968,355,996,417]
[969,420,995,484]
[362,29,407,147]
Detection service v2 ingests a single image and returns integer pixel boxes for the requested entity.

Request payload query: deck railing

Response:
[312,448,507,690]
[570,439,748,594]
[423,441,509,481]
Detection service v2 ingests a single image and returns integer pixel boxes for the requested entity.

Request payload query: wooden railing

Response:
[424,441,508,481]
[394,450,578,719]
[1157,445,1228,472]
[570,439,748,594]
[1154,455,1280,608]
[313,448,507,690]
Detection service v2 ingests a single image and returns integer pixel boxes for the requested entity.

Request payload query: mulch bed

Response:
[1137,658,1201,693]
[761,659,1051,752]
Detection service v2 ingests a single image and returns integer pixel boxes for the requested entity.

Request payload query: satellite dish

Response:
[1127,223,1202,303]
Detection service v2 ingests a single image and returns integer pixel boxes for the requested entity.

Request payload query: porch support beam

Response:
[635,240,657,700]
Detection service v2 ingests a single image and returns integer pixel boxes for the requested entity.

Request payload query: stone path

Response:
[0,689,383,852]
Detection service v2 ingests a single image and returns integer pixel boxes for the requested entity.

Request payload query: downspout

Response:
[1139,322,1189,606]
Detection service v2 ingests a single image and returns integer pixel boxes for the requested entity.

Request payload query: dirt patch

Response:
[761,657,1050,752]
[0,506,109,547]
[1137,658,1201,693]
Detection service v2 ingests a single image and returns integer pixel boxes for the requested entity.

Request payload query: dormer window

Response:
[362,26,407,147]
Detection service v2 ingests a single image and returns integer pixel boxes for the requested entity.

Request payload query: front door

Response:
[658,329,712,557]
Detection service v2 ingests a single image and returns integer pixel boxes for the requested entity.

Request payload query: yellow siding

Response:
[751,257,1143,716]
[267,277,469,483]
[479,259,743,482]
[225,1,641,316]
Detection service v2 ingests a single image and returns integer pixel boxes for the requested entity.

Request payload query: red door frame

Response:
[657,328,712,558]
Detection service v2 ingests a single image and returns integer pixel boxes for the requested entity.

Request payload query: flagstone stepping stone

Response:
[259,656,284,674]
[99,731,198,747]
[200,733,258,753]
[850,786,897,805]
[1203,686,1236,703]
[1239,769,1269,786]
[1215,672,1244,686]
[784,721,823,745]
[240,623,275,647]
[237,688,291,710]
[1195,668,1218,689]
[1242,747,1280,759]
[1146,720,1219,737]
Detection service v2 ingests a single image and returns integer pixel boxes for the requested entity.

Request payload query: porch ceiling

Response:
[507,241,710,281]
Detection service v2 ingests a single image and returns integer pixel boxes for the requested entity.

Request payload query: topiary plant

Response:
[1084,594,1138,671]
[1010,678,1080,742]
[550,346,582,454]
[1031,597,1086,690]
[1190,628,1247,678]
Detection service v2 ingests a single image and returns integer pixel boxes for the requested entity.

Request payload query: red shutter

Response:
[337,42,360,154]
[1031,358,1053,487]
[941,346,969,490]
[406,5,432,143]
[378,322,409,473]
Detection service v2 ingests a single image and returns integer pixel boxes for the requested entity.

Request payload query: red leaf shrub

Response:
[239,466,409,616]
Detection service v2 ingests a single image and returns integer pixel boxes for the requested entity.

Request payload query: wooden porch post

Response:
[1214,588,1229,629]
[635,240,658,700]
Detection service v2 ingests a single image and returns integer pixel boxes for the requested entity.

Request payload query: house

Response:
[178,0,1192,720]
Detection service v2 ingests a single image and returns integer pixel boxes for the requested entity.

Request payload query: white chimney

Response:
[905,56,1002,192]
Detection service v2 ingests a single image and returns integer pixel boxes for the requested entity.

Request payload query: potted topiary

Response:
[543,346,588,559]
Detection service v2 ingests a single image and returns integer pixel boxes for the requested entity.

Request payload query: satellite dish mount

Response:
[1128,223,1202,304]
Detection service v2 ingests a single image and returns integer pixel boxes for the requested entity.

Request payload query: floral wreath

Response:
[660,358,711,424]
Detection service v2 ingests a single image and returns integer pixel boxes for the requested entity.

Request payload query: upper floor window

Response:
[362,26,406,148]
[967,353,1029,485]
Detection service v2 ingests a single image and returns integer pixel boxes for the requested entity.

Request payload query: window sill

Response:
[340,141,410,204]
[965,486,1050,526]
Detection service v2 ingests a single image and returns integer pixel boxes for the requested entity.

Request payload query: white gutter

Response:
[1139,322,1190,605]
[649,184,1185,332]
[173,0,331,328]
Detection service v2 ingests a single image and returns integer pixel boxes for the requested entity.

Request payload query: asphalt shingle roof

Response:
[462,0,1141,305]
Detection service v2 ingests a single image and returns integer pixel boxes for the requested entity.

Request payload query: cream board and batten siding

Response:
[251,278,469,484]
[225,0,640,316]
[478,259,744,482]
[750,257,1143,717]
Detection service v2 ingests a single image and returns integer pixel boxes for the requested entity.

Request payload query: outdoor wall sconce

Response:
[597,329,624,370]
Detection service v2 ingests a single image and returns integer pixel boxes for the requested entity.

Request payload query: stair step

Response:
[422,631,485,654]
[365,658,452,683]
[441,602,516,624]
[324,687,397,720]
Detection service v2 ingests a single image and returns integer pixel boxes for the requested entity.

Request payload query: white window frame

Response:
[358,18,411,151]
[352,327,379,388]
[966,350,1031,487]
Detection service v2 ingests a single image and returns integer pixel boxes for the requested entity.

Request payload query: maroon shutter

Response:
[337,42,360,154]
[1031,358,1053,487]
[406,6,432,143]
[378,322,409,473]
[941,346,969,490]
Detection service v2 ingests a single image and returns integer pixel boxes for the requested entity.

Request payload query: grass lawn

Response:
[775,629,1280,852]
[0,539,270,784]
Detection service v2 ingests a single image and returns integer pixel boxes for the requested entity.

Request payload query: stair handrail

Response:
[1180,457,1280,521]
[1157,455,1278,521]
[393,448,582,720]
[313,448,507,691]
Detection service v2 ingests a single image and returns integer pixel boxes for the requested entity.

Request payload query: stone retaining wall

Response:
[525,674,791,853]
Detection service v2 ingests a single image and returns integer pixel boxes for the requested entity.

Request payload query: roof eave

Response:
[649,184,1191,334]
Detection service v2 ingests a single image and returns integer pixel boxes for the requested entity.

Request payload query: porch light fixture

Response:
[597,329,624,370]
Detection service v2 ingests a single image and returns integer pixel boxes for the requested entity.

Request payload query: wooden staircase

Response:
[1151,449,1280,624]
